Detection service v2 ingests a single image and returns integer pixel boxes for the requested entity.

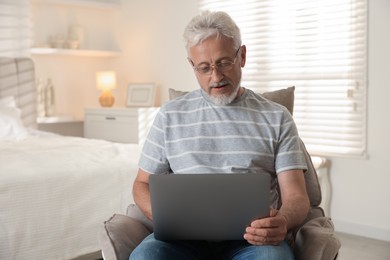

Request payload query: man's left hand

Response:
[243,208,288,245]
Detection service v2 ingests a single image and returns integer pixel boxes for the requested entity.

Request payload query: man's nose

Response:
[210,66,224,82]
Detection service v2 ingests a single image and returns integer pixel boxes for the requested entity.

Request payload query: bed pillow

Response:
[168,86,295,115]
[0,106,29,140]
[0,96,17,108]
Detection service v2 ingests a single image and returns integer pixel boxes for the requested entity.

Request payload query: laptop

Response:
[149,173,270,241]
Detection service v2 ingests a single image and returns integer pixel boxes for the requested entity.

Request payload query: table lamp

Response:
[96,71,116,107]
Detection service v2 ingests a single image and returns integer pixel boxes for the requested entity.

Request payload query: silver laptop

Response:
[149,173,270,241]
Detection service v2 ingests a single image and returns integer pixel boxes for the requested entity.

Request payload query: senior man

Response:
[130,11,310,260]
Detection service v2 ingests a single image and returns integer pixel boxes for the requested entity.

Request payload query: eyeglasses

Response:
[188,46,242,75]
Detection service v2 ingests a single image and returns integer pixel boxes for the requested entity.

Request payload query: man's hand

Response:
[243,208,288,245]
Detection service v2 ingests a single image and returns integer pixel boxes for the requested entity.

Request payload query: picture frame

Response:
[126,83,156,107]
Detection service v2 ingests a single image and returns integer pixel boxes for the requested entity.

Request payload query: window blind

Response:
[0,0,31,57]
[199,0,367,157]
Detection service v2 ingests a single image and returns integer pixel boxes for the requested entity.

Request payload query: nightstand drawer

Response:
[84,113,138,143]
[84,107,159,144]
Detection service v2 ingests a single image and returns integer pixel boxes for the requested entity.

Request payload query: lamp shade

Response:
[96,71,116,90]
[96,71,116,107]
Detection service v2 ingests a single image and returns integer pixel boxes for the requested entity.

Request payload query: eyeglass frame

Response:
[188,46,242,75]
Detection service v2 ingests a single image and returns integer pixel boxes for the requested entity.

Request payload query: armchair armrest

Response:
[292,216,341,260]
[126,204,153,232]
[99,214,151,260]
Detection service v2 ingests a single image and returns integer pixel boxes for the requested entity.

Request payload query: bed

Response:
[0,57,141,259]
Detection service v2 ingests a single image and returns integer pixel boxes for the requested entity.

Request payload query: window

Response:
[199,0,367,158]
[0,0,31,57]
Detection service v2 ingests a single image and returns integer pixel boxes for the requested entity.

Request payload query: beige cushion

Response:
[168,86,295,115]
[168,88,189,100]
[262,86,295,115]
[299,139,322,207]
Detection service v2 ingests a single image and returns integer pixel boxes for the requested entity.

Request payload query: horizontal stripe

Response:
[165,135,275,144]
[177,164,265,173]
[168,150,274,160]
[166,120,283,129]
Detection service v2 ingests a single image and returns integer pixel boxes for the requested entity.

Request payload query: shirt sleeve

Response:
[274,108,307,174]
[138,108,170,174]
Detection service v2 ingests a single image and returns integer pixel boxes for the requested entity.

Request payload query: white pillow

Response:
[0,107,29,141]
[0,96,17,108]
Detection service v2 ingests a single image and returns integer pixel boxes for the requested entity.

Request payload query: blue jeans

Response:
[130,233,294,260]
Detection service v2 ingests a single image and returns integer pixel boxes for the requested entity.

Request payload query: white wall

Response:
[32,0,390,241]
[113,0,199,105]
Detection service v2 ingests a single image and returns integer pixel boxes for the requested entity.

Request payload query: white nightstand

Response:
[84,107,158,144]
[37,116,83,137]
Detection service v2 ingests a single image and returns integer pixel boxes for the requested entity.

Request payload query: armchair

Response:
[99,87,341,260]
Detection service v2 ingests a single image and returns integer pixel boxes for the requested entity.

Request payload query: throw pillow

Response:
[0,96,17,108]
[0,106,29,140]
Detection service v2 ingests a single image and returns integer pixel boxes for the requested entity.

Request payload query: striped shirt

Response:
[139,88,307,207]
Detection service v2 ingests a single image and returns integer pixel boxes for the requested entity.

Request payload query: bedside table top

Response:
[85,107,138,116]
[85,107,160,116]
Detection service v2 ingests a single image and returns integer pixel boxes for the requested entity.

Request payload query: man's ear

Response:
[240,45,247,67]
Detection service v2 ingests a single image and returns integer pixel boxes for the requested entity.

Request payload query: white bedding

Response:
[0,133,141,260]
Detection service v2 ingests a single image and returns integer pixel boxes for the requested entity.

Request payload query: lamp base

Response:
[99,90,115,107]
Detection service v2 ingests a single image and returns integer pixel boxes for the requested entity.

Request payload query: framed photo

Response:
[126,83,156,107]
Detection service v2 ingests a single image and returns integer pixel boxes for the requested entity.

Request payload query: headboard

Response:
[0,57,37,128]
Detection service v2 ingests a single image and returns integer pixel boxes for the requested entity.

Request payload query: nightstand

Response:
[84,107,158,144]
[37,116,83,137]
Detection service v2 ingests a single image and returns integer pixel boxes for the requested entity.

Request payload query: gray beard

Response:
[206,85,240,106]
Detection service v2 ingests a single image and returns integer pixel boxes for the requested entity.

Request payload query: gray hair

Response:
[183,11,242,51]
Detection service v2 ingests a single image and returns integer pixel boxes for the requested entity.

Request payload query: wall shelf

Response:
[31,48,120,57]
[31,0,120,10]
[31,0,121,58]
